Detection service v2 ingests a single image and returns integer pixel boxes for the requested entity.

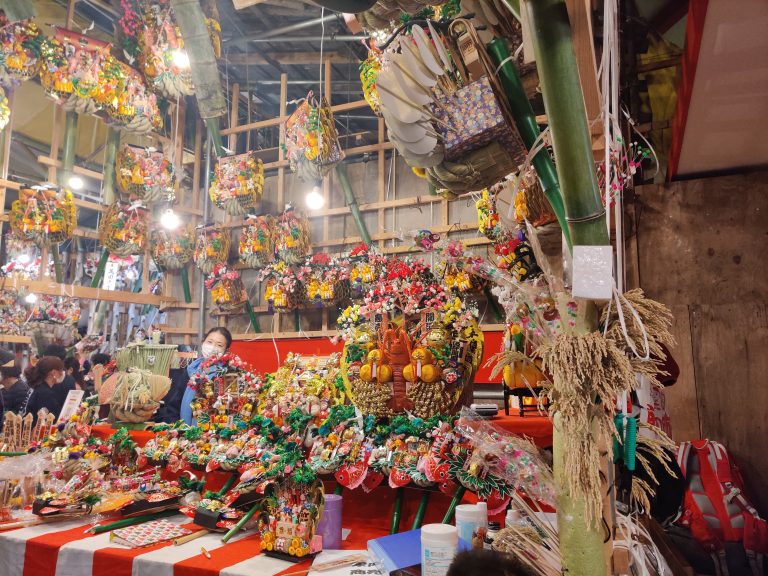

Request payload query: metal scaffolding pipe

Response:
[242,35,368,43]
[225,14,339,45]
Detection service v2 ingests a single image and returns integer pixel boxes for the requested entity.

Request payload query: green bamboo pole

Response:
[521,1,610,574]
[244,301,260,334]
[222,501,260,543]
[412,490,430,530]
[91,509,177,534]
[487,39,572,249]
[441,486,466,524]
[102,128,120,204]
[181,266,192,303]
[52,111,79,284]
[215,473,237,497]
[335,163,372,245]
[205,119,226,157]
[390,487,404,534]
[499,0,521,20]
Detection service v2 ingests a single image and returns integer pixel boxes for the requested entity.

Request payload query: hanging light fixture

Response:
[24,293,38,304]
[68,175,84,190]
[160,207,181,231]
[305,185,325,211]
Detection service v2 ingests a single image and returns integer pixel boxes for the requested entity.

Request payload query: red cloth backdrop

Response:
[231,330,506,383]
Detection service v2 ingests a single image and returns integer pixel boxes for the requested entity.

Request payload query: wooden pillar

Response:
[274,72,288,333]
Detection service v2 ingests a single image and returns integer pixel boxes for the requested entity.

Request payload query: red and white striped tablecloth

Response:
[0,515,300,576]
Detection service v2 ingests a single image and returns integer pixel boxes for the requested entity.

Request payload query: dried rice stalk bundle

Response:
[631,423,677,513]
[110,368,171,423]
[601,288,676,386]
[539,332,636,527]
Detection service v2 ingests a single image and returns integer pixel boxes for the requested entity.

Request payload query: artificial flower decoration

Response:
[138,2,194,99]
[193,226,230,274]
[297,252,350,308]
[10,185,77,247]
[116,144,176,202]
[274,209,311,265]
[99,201,150,257]
[205,264,248,313]
[208,152,264,216]
[150,225,194,270]
[284,92,344,182]
[239,214,275,268]
[259,262,303,312]
[0,17,44,85]
[348,243,386,299]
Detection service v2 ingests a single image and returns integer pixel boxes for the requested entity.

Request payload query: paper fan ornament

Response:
[208,152,264,216]
[151,225,194,271]
[239,214,275,268]
[194,226,230,274]
[275,209,311,265]
[116,145,176,203]
[10,185,77,247]
[99,202,150,257]
[0,18,44,86]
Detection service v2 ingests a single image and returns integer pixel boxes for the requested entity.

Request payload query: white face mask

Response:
[56,372,66,384]
[201,343,223,358]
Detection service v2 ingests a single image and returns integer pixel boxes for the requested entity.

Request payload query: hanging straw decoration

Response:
[538,331,636,527]
[259,262,303,313]
[275,209,311,265]
[101,62,163,134]
[0,18,44,85]
[10,185,76,246]
[39,28,111,115]
[359,43,382,115]
[99,202,150,257]
[193,225,230,274]
[513,167,557,227]
[206,264,248,314]
[138,3,193,99]
[0,86,10,131]
[208,151,264,216]
[116,144,176,203]
[151,225,194,271]
[300,253,350,309]
[238,214,275,268]
[284,93,345,182]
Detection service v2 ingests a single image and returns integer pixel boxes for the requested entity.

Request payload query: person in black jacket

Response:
[1,363,30,414]
[25,356,66,425]
[43,345,76,406]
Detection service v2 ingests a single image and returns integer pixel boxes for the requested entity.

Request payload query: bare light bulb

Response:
[17,253,30,265]
[160,208,181,231]
[172,49,190,69]
[305,186,325,211]
[68,175,84,190]
[24,293,37,304]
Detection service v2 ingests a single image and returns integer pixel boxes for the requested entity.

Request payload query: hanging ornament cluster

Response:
[284,92,344,182]
[1,234,41,279]
[297,252,351,309]
[0,17,44,85]
[116,144,176,202]
[36,28,162,133]
[150,225,193,270]
[193,225,230,274]
[259,262,303,313]
[10,185,76,246]
[348,243,386,299]
[208,152,264,216]
[138,2,193,99]
[493,230,542,283]
[206,264,248,313]
[0,86,10,131]
[512,167,557,227]
[274,209,311,265]
[238,214,275,268]
[99,202,150,257]
[476,186,504,241]
[436,241,485,293]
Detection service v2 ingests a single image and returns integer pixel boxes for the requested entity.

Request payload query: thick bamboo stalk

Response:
[102,128,120,204]
[335,163,372,245]
[521,1,610,574]
[390,487,404,534]
[487,39,572,249]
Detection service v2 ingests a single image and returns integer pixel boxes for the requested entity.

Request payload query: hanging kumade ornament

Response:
[208,152,264,216]
[259,262,303,313]
[99,201,150,257]
[300,253,350,309]
[150,225,194,271]
[0,18,44,85]
[116,144,176,203]
[139,3,193,99]
[359,43,382,115]
[275,209,311,265]
[206,264,248,313]
[0,86,10,131]
[239,214,275,268]
[194,225,230,274]
[10,185,77,247]
[284,93,344,182]
[39,28,111,115]
[102,62,163,134]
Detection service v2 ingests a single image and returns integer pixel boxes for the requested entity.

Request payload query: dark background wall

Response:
[634,171,768,511]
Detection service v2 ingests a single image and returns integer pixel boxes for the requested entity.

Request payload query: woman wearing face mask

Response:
[24,356,66,425]
[179,327,232,425]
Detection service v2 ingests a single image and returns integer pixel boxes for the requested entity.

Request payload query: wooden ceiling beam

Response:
[224,51,356,66]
